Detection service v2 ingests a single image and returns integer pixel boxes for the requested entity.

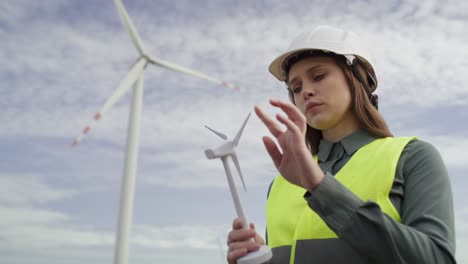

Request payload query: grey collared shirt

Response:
[316,131,377,181]
[303,130,456,263]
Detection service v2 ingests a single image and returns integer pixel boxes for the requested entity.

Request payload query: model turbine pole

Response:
[204,113,272,264]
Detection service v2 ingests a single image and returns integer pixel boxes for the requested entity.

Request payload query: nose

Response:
[300,80,315,99]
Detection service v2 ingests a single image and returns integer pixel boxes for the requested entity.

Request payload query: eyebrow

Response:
[287,65,324,85]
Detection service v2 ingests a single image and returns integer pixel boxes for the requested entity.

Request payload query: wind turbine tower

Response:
[73,1,240,264]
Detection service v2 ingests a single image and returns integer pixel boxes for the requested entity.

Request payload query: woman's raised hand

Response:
[254,99,324,192]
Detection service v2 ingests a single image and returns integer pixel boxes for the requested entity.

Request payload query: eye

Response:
[313,73,326,82]
[291,85,302,94]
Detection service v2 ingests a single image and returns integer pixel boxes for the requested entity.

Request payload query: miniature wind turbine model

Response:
[72,1,240,264]
[204,113,272,264]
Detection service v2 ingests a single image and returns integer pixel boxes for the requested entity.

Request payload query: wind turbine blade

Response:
[72,57,147,146]
[233,112,251,146]
[204,125,227,140]
[113,0,146,55]
[149,57,240,91]
[231,153,247,192]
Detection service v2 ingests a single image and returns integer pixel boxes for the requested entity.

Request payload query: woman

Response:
[227,26,456,263]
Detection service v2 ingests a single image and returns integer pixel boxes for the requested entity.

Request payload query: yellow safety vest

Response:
[266,137,415,264]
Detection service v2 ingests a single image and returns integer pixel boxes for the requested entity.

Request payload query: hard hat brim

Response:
[269,45,354,82]
[269,48,315,81]
[268,47,377,92]
[269,26,378,93]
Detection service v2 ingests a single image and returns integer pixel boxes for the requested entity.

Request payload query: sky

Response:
[1,0,467,263]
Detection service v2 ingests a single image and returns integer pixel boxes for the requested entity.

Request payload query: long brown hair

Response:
[285,52,393,154]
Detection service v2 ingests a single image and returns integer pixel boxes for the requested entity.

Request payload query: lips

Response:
[306,102,322,113]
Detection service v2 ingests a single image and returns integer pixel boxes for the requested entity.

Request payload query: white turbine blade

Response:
[113,0,145,55]
[149,57,240,91]
[204,125,227,140]
[231,153,247,192]
[233,112,251,146]
[72,57,147,146]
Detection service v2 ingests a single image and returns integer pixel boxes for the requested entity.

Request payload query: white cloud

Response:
[0,175,77,204]
[0,205,68,225]
[0,205,113,248]
[1,0,468,263]
[0,205,227,251]
[0,1,67,25]
[2,0,468,145]
[423,136,468,168]
[0,177,230,251]
[132,224,227,250]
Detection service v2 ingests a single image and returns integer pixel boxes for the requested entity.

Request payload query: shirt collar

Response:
[317,139,333,162]
[317,130,377,162]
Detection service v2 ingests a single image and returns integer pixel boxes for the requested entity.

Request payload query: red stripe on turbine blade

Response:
[235,86,240,91]
[221,81,228,87]
[83,126,91,134]
[72,140,78,147]
[94,113,102,121]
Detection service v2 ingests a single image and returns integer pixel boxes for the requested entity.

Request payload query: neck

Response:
[322,113,361,142]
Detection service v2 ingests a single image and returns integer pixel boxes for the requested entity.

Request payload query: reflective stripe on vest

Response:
[269,239,365,264]
[266,137,415,264]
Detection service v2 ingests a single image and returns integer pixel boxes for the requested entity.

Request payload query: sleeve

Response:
[304,140,457,263]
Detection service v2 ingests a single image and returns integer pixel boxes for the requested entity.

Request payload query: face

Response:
[287,56,357,133]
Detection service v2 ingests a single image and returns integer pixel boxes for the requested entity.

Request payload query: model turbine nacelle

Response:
[204,142,236,159]
[204,113,250,191]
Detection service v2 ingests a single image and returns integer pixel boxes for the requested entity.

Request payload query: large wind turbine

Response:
[72,1,240,264]
[204,113,272,264]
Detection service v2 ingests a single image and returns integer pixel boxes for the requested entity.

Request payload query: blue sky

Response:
[1,0,467,263]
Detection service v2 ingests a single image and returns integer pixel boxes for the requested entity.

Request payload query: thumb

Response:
[249,223,265,245]
[262,136,282,168]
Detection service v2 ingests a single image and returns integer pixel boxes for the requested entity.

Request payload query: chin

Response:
[306,115,329,130]
[307,120,328,130]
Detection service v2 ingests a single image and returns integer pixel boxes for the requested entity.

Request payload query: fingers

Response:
[250,223,266,245]
[254,105,284,138]
[276,113,301,134]
[227,241,259,264]
[255,100,305,139]
[227,247,247,264]
[227,228,256,245]
[231,219,260,232]
[228,218,255,244]
[227,219,262,264]
[232,217,244,230]
[269,99,306,125]
[228,239,260,254]
[262,136,282,168]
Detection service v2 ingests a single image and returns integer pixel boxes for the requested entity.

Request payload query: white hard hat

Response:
[269,25,378,91]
